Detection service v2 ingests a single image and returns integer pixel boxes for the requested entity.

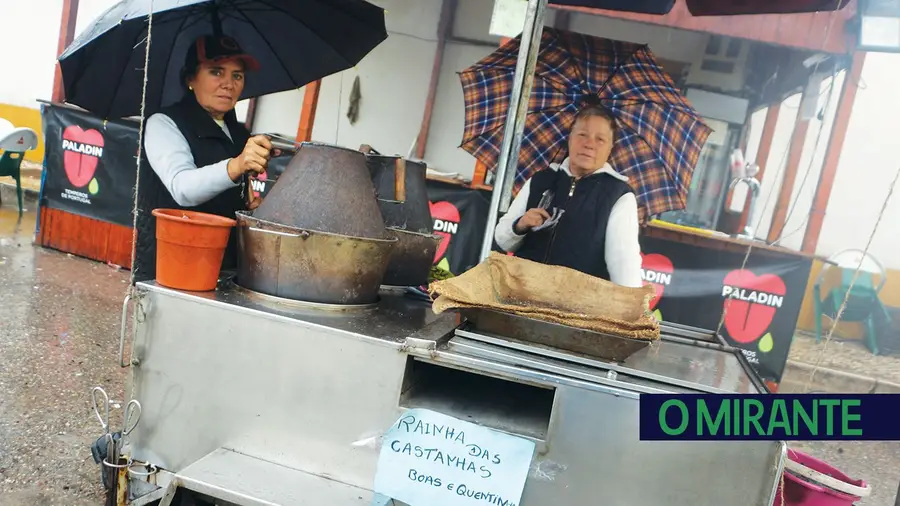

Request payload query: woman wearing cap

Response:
[134,34,273,283]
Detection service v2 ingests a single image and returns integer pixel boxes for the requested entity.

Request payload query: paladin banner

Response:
[40,103,140,227]
[640,235,813,384]
[426,181,493,275]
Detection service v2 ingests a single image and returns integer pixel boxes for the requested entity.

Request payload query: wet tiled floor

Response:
[0,206,128,505]
[790,331,900,385]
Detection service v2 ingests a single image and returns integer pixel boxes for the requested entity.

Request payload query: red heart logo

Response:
[62,126,104,188]
[429,201,460,263]
[252,170,268,198]
[641,253,674,310]
[722,270,786,344]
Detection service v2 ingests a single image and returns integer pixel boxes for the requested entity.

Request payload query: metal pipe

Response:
[478,0,549,261]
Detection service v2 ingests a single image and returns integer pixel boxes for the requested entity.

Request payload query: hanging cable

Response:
[128,2,155,292]
[803,165,900,390]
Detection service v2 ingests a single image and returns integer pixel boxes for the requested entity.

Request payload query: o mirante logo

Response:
[638,394,897,441]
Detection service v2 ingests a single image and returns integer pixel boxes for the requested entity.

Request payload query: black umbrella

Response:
[58,0,387,119]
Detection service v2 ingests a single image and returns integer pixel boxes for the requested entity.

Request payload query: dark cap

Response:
[185,35,261,72]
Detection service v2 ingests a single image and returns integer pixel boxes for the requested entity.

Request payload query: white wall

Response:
[258,1,705,180]
[424,41,495,175]
[814,52,900,269]
[0,0,250,118]
[776,72,843,251]
[739,57,900,270]
[253,88,306,137]
[255,0,566,179]
[0,0,65,107]
[743,71,843,247]
[311,26,438,158]
[569,14,707,64]
[73,0,120,39]
[0,0,122,109]
[255,0,444,159]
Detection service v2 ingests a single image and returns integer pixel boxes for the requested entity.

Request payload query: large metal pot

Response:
[382,228,441,287]
[364,151,432,234]
[363,149,437,286]
[235,212,396,305]
[253,142,390,240]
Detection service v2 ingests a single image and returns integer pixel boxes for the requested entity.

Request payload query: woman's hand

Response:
[248,194,263,210]
[513,208,551,234]
[227,135,273,182]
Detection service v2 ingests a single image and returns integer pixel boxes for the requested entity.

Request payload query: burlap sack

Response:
[486,253,653,321]
[430,253,660,341]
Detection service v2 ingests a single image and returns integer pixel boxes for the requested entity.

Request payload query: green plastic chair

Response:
[0,126,39,216]
[813,249,891,355]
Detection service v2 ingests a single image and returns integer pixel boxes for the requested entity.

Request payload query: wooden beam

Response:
[741,104,781,231]
[415,0,456,160]
[296,81,321,143]
[801,52,866,254]
[550,1,856,54]
[553,9,571,29]
[471,28,535,187]
[469,11,567,190]
[52,0,80,103]
[244,98,258,132]
[767,101,811,243]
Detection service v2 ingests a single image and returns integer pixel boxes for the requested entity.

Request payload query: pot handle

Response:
[394,158,406,202]
[359,144,381,155]
[269,138,299,156]
[119,294,132,368]
[253,132,299,155]
[249,226,309,238]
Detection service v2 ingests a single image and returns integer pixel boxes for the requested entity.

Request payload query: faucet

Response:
[728,163,761,239]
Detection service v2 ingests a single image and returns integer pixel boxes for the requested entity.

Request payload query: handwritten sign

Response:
[373,409,535,506]
[489,0,529,38]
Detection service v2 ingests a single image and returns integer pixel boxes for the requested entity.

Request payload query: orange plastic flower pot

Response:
[152,209,237,292]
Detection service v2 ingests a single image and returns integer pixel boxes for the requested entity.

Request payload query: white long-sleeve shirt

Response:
[495,158,643,288]
[143,113,239,207]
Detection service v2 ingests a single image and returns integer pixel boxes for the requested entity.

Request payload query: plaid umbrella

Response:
[459,28,712,220]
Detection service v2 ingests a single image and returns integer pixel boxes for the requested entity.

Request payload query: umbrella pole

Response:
[478,0,549,261]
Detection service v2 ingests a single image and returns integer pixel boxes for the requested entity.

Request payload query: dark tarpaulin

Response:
[685,0,851,16]
[550,0,675,14]
[550,0,850,15]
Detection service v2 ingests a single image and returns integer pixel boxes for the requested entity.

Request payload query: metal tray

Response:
[658,322,767,392]
[459,308,651,363]
[659,321,722,343]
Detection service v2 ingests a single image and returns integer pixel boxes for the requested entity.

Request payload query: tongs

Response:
[91,387,142,506]
[532,189,565,232]
[254,132,300,156]
[243,133,299,205]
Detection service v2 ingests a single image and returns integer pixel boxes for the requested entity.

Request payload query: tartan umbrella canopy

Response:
[459,28,712,220]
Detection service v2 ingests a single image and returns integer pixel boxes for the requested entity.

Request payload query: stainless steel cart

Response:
[121,281,784,506]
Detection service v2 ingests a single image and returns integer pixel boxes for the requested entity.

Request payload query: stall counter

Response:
[36,98,807,387]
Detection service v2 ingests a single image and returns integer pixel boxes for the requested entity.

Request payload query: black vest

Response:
[132,95,250,283]
[515,167,633,280]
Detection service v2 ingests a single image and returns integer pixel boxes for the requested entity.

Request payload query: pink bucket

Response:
[773,449,869,506]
